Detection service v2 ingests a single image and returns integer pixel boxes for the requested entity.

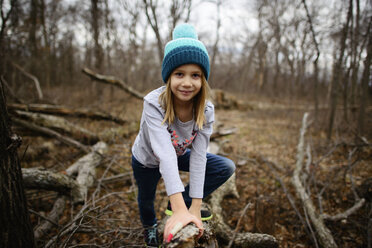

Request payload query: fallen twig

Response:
[322,198,366,221]
[227,202,253,248]
[291,112,338,248]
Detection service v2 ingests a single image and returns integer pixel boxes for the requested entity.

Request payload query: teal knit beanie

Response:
[162,23,210,83]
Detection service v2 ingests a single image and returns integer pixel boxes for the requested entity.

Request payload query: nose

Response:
[181,76,193,87]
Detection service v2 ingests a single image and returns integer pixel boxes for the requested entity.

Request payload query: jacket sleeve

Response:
[143,100,185,196]
[189,102,214,198]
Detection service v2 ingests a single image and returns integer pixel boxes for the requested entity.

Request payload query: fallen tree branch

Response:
[14,110,99,144]
[7,103,126,124]
[33,142,108,240]
[66,141,108,203]
[33,196,67,240]
[210,127,237,140]
[12,117,91,153]
[11,62,43,99]
[322,198,365,221]
[82,68,145,100]
[291,112,338,248]
[28,209,59,227]
[22,168,84,203]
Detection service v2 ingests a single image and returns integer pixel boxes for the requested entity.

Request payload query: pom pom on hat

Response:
[162,23,210,83]
[172,23,198,40]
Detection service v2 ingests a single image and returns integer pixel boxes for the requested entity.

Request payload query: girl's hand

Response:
[163,208,204,243]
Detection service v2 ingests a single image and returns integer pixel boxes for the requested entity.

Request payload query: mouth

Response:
[179,90,193,95]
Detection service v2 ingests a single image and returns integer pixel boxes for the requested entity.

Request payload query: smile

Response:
[179,90,193,95]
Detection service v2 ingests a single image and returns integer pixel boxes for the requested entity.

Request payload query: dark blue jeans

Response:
[131,150,236,227]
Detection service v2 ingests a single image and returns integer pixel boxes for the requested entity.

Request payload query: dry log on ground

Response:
[161,173,278,247]
[291,113,338,248]
[210,127,237,140]
[12,117,90,153]
[66,141,108,203]
[33,196,66,239]
[32,142,108,239]
[82,67,145,99]
[14,110,99,144]
[22,168,84,203]
[7,103,126,124]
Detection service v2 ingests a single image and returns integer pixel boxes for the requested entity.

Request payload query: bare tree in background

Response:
[91,0,103,71]
[0,0,17,73]
[143,0,194,65]
[302,0,320,123]
[209,0,221,84]
[143,0,164,64]
[357,17,371,137]
[327,0,353,140]
[350,0,361,108]
[169,0,192,38]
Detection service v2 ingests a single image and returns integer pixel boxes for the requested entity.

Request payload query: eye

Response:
[174,72,183,77]
[192,73,201,79]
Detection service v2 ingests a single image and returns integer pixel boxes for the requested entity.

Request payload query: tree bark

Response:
[22,168,84,203]
[357,19,371,136]
[327,0,353,140]
[0,79,35,247]
[91,0,103,71]
[66,141,108,203]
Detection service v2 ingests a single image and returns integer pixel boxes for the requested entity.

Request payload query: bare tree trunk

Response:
[0,80,35,248]
[342,66,352,121]
[209,0,221,84]
[327,0,353,140]
[29,0,39,76]
[143,0,163,64]
[350,0,360,107]
[357,20,371,136]
[0,0,17,74]
[91,0,103,71]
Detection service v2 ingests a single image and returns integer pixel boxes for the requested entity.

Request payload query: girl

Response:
[131,23,235,247]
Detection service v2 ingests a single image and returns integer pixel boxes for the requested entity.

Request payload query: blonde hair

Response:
[159,74,211,130]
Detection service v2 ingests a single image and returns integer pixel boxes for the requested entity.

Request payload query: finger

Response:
[167,222,183,242]
[196,227,204,239]
[163,219,172,241]
[191,216,203,230]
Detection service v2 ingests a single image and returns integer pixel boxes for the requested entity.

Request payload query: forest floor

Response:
[18,84,372,247]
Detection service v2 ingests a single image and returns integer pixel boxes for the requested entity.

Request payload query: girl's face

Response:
[169,64,202,105]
